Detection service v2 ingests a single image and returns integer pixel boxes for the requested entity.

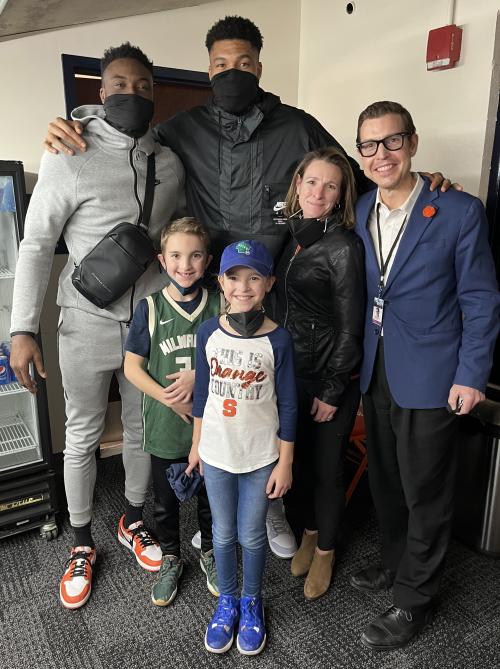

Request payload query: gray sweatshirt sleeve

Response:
[11,152,80,333]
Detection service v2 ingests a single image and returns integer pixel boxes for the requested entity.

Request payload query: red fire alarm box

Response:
[426,24,462,71]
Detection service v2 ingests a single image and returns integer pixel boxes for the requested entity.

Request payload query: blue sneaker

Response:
[205,594,239,654]
[236,596,267,655]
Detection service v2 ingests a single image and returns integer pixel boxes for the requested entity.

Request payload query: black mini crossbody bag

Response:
[72,152,156,309]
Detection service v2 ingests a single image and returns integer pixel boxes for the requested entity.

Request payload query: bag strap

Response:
[140,152,156,230]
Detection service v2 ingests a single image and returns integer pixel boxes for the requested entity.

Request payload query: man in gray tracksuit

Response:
[10,44,184,609]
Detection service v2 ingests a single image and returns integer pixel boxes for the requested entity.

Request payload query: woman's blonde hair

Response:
[160,217,211,253]
[284,147,357,229]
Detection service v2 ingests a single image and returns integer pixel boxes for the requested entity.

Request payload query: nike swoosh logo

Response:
[160,317,175,325]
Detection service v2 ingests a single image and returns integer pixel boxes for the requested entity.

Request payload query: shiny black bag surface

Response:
[71,153,156,309]
[71,222,156,308]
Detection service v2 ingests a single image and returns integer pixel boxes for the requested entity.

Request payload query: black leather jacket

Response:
[272,217,366,406]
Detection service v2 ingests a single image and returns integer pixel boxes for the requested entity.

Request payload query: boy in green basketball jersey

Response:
[124,217,222,606]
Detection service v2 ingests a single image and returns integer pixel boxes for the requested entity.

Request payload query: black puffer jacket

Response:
[272,217,366,406]
[154,91,372,262]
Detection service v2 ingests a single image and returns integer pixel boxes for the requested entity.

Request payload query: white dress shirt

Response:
[369,173,425,283]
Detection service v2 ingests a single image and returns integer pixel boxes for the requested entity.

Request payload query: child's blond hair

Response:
[160,217,211,253]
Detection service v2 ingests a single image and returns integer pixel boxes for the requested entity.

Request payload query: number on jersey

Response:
[175,356,192,372]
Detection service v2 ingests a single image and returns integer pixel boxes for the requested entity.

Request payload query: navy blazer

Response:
[355,179,500,409]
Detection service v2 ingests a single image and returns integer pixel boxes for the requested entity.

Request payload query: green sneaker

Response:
[200,549,219,597]
[151,555,183,606]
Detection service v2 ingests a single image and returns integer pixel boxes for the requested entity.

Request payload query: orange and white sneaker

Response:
[117,515,161,572]
[59,546,96,610]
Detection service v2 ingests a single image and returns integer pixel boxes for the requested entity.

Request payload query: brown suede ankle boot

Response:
[304,549,335,601]
[291,532,318,577]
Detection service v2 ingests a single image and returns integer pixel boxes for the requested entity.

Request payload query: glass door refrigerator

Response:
[0,160,58,540]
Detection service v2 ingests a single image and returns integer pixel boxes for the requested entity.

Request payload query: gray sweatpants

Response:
[58,307,150,527]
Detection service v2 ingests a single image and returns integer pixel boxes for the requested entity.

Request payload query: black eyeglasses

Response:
[356,132,413,158]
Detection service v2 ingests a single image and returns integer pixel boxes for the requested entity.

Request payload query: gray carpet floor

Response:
[1,455,499,669]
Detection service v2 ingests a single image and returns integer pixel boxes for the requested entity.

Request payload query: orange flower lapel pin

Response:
[422,205,437,218]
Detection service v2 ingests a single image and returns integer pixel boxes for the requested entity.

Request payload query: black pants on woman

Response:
[151,454,213,556]
[284,378,360,551]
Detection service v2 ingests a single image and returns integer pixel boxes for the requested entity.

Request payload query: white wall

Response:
[0,0,301,180]
[298,0,500,197]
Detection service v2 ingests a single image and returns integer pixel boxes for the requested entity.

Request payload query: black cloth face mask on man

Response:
[211,69,260,115]
[103,94,154,138]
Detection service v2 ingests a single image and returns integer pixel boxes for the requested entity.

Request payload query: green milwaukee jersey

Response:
[143,287,222,458]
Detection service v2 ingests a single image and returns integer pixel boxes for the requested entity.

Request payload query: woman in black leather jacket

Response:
[272,147,365,600]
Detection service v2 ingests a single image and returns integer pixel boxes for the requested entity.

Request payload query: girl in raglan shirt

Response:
[187,239,297,656]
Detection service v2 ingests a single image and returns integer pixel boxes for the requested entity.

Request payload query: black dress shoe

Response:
[361,605,432,651]
[349,565,394,592]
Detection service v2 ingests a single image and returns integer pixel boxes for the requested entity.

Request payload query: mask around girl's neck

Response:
[226,309,265,337]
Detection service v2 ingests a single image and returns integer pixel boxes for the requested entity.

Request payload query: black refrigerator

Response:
[0,160,58,540]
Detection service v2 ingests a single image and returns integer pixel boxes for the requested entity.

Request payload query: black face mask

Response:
[211,69,260,115]
[288,217,330,248]
[167,273,204,297]
[227,310,265,337]
[103,94,154,138]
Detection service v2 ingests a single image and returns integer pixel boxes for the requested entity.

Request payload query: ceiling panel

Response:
[0,0,220,40]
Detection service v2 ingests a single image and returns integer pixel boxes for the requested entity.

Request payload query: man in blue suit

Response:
[350,101,500,651]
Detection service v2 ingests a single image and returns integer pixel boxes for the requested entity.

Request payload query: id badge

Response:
[372,297,384,327]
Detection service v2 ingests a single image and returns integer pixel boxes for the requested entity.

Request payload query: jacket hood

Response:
[255,90,281,116]
[71,104,155,155]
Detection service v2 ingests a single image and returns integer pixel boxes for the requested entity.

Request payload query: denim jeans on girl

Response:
[202,460,275,597]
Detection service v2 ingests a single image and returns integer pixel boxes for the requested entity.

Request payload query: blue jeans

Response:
[202,460,275,598]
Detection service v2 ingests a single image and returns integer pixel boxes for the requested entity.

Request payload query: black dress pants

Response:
[362,341,458,610]
[151,454,213,556]
[284,378,360,551]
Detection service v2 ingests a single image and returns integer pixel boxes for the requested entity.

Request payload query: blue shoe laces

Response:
[211,595,238,631]
[239,598,262,633]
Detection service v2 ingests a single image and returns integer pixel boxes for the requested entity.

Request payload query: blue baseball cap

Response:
[219,240,274,277]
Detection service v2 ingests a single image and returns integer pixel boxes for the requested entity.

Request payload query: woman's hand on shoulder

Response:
[310,397,338,423]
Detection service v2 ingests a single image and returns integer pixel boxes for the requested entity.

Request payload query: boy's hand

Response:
[44,118,86,155]
[164,370,195,404]
[266,461,292,499]
[186,444,203,476]
[160,399,192,424]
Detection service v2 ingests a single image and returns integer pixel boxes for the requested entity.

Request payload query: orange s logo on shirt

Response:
[222,399,237,417]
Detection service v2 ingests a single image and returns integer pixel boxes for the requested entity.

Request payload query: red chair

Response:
[345,410,368,503]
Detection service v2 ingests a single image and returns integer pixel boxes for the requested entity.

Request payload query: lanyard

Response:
[376,204,407,297]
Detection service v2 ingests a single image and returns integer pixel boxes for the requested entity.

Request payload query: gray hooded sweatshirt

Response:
[11,105,185,333]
